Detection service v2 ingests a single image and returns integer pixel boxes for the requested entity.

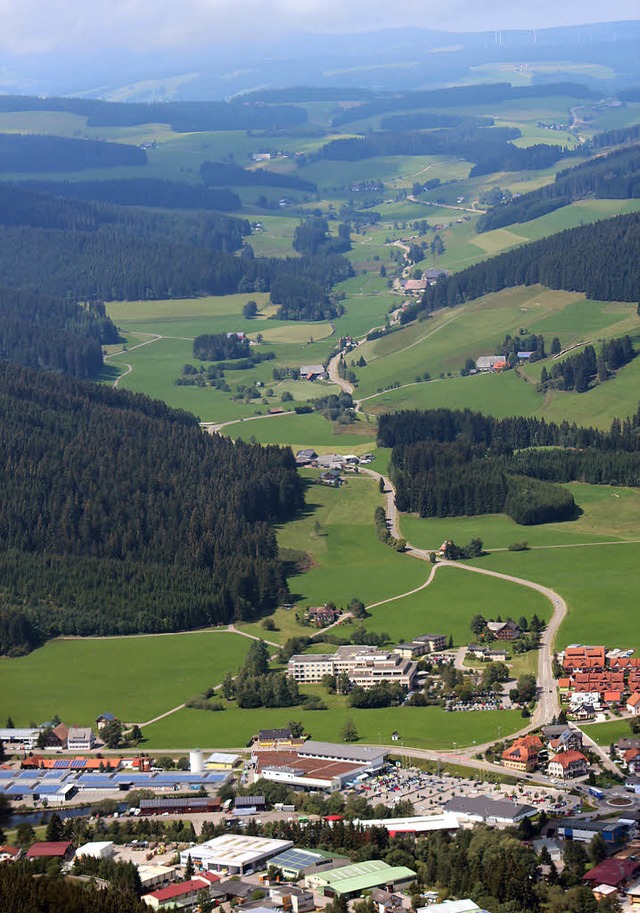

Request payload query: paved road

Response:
[327,349,356,395]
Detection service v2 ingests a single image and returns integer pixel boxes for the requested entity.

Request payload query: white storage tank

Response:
[189,749,204,774]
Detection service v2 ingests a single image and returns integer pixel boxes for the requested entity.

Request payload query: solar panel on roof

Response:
[0,770,14,778]
[54,759,71,769]
[70,760,85,769]
[36,784,66,795]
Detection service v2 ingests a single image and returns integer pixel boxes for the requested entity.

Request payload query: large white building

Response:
[287,645,417,690]
[179,835,293,876]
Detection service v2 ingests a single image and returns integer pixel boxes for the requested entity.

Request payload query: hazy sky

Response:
[1,1,638,55]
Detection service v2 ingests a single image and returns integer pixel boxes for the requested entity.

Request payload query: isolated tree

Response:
[589,832,607,865]
[288,721,304,738]
[45,813,64,843]
[342,718,359,742]
[243,300,258,318]
[184,854,195,880]
[470,614,486,637]
[378,477,385,493]
[550,336,561,355]
[101,719,123,750]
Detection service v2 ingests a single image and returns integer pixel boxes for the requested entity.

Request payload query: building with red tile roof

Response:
[627,693,640,716]
[25,841,74,860]
[547,750,589,779]
[583,857,640,889]
[501,735,542,772]
[143,876,220,910]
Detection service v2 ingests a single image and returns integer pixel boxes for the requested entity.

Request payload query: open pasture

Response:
[361,563,551,647]
[400,483,640,552]
[227,412,376,447]
[141,703,523,751]
[272,472,426,609]
[475,543,640,652]
[0,631,251,728]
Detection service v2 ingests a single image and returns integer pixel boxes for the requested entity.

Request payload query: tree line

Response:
[380,407,640,524]
[539,336,636,393]
[330,80,592,128]
[0,133,146,172]
[0,363,305,654]
[318,126,565,176]
[26,178,242,212]
[0,865,148,913]
[201,160,316,192]
[403,211,640,322]
[389,439,577,525]
[0,94,308,132]
[0,184,352,314]
[477,143,640,231]
[0,288,119,378]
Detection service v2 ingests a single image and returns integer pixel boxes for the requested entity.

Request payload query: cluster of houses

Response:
[401,270,450,296]
[501,726,590,780]
[287,635,447,692]
[557,645,640,718]
[0,714,120,752]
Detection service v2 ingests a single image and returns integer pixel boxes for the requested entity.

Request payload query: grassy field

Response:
[401,483,640,551]
[361,564,551,647]
[580,719,636,748]
[141,703,523,750]
[0,632,251,728]
[474,544,640,652]
[272,473,427,610]
[356,285,640,428]
[226,412,377,448]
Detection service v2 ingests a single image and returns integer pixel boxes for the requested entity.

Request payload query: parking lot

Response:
[351,765,574,817]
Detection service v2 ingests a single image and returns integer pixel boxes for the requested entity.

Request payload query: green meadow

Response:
[361,564,551,647]
[474,544,640,652]
[273,473,427,609]
[141,703,523,751]
[0,632,251,728]
[401,483,640,551]
[580,718,636,748]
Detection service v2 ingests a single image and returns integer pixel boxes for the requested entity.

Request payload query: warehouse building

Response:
[179,834,293,876]
[307,860,417,898]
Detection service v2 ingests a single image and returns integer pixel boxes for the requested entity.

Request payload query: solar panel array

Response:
[269,847,322,871]
[0,767,231,799]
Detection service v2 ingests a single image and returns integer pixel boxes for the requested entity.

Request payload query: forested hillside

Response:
[0,95,308,131]
[0,185,351,309]
[0,288,118,378]
[201,161,317,192]
[318,128,564,174]
[26,178,242,212]
[381,408,640,524]
[0,133,146,171]
[403,212,640,322]
[0,363,305,655]
[477,144,640,231]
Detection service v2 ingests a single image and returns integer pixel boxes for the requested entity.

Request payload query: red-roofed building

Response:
[583,858,640,890]
[627,693,640,716]
[0,845,21,863]
[603,691,623,706]
[502,735,542,772]
[143,876,220,910]
[25,841,74,861]
[547,750,589,780]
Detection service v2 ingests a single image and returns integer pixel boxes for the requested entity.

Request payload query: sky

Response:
[0,0,638,55]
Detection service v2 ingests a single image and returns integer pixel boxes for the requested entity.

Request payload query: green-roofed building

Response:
[306,860,417,898]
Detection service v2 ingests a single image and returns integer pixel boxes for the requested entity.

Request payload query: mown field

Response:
[357,285,640,428]
[251,472,428,621]
[361,563,551,647]
[141,703,523,751]
[0,632,251,728]
[581,718,637,748]
[401,483,640,551]
[474,544,640,652]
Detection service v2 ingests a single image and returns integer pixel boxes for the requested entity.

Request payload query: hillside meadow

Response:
[474,544,640,652]
[0,632,251,728]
